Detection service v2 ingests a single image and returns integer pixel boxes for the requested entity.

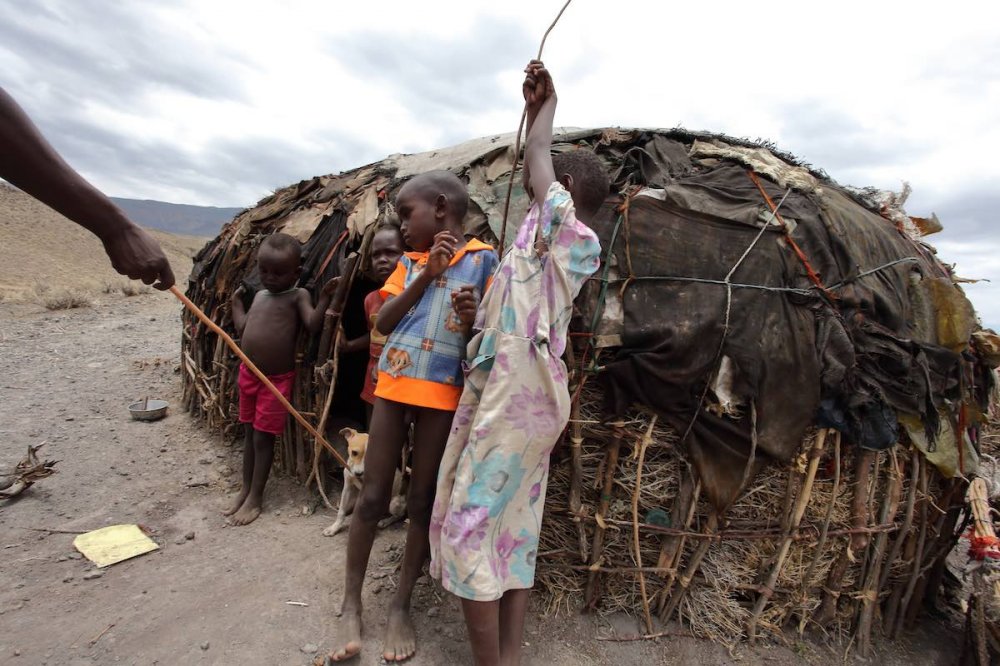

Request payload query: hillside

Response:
[0,184,207,298]
[109,197,243,237]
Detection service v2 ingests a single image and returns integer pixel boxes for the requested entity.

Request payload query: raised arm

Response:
[0,87,175,289]
[522,61,557,206]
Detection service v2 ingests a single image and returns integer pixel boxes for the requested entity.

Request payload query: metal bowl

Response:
[128,399,169,422]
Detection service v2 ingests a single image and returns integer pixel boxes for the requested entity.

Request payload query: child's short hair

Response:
[553,150,609,218]
[262,232,302,261]
[408,170,469,220]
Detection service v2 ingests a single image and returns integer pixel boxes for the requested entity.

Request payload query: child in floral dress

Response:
[429,61,609,665]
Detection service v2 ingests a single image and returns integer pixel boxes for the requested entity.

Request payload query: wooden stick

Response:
[799,430,841,634]
[657,478,701,615]
[584,427,624,609]
[498,0,574,252]
[893,454,929,638]
[878,448,920,594]
[748,428,828,643]
[564,342,589,561]
[813,447,876,628]
[659,512,719,623]
[168,285,349,470]
[631,417,657,634]
[856,448,902,656]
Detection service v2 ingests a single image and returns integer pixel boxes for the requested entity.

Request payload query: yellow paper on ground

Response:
[73,524,159,567]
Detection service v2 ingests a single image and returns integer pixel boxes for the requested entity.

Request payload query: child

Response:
[358,225,405,425]
[328,171,498,662]
[429,61,607,666]
[223,232,337,526]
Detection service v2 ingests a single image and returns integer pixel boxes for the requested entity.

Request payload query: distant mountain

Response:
[110,197,243,237]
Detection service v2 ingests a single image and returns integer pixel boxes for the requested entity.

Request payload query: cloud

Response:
[327,15,533,142]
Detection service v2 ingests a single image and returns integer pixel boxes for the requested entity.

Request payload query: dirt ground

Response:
[0,293,970,665]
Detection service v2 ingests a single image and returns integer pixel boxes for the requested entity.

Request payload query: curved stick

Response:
[498,0,574,252]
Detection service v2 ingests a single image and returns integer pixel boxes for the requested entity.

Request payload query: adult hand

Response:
[100,223,176,290]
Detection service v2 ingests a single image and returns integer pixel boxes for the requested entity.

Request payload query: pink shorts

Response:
[238,364,296,435]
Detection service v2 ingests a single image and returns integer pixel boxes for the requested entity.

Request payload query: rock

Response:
[63,576,73,583]
[184,531,195,541]
[200,642,210,651]
[426,607,440,618]
[216,465,233,477]
[65,416,74,422]
[83,570,104,581]
[67,552,82,560]
[300,644,318,654]
[57,555,68,562]
[370,572,386,580]
[372,584,383,595]
[174,536,187,546]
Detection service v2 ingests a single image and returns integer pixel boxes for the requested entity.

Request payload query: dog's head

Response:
[339,427,369,476]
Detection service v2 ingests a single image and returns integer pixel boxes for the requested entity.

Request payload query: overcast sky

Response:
[2,0,998,324]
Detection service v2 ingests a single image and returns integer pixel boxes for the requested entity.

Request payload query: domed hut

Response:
[181,127,997,650]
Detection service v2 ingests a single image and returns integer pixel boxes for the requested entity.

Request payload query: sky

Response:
[2,0,998,323]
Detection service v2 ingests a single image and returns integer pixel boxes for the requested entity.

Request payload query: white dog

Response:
[322,427,407,536]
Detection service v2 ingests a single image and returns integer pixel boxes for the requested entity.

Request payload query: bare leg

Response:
[461,598,501,666]
[499,589,530,666]
[329,398,408,662]
[382,407,453,662]
[365,402,374,430]
[223,426,254,515]
[230,429,275,525]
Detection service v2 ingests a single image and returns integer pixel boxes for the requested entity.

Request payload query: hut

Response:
[182,127,998,651]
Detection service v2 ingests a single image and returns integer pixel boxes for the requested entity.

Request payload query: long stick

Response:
[498,0,574,252]
[632,416,657,634]
[584,426,624,608]
[169,285,350,470]
[748,428,828,643]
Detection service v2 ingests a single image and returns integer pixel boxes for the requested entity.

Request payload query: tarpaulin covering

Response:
[183,127,991,510]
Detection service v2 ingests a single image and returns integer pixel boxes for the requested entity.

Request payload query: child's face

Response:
[257,246,300,293]
[395,185,441,252]
[370,229,404,283]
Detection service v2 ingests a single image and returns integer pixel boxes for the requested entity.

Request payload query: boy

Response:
[429,61,607,666]
[223,232,337,526]
[328,171,498,662]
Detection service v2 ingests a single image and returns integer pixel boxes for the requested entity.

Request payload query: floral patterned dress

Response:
[429,182,601,601]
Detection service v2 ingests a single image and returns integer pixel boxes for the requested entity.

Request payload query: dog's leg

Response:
[377,469,408,530]
[323,469,358,536]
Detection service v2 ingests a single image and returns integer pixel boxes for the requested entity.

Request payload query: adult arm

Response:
[0,87,175,288]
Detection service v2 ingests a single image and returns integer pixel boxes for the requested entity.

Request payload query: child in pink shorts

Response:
[224,232,337,525]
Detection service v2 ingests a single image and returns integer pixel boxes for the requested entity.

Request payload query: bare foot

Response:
[228,498,261,526]
[382,606,416,662]
[328,606,362,662]
[222,490,248,516]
